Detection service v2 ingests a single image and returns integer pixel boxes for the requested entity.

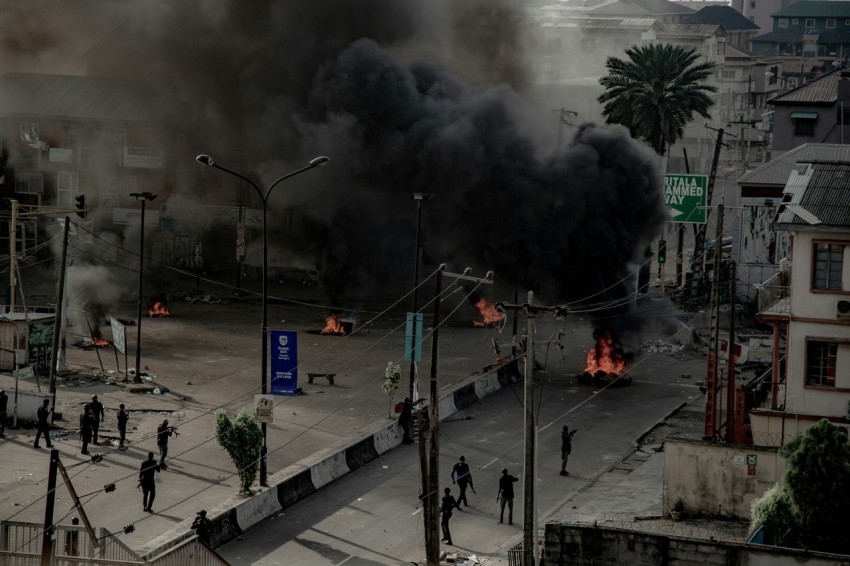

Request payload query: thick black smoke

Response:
[9,1,666,330]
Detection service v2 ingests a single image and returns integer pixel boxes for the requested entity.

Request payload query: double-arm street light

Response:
[195,153,329,486]
[130,192,157,384]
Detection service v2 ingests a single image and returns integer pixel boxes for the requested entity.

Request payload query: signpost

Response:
[270,330,298,395]
[664,174,708,224]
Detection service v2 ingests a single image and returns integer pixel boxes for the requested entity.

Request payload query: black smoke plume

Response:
[11,1,667,332]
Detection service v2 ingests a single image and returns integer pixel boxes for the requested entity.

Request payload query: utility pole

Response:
[553,108,578,150]
[48,218,70,424]
[690,128,724,305]
[704,202,724,440]
[421,266,493,566]
[40,449,59,565]
[409,193,433,401]
[495,295,568,566]
[9,199,17,313]
[725,260,738,443]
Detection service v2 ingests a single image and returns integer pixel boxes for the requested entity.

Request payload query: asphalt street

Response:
[0,276,707,563]
[217,316,707,565]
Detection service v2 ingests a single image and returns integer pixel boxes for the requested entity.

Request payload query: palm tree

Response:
[598,43,717,155]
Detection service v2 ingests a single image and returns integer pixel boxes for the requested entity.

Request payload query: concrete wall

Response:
[543,523,850,565]
[1,390,50,423]
[663,439,784,518]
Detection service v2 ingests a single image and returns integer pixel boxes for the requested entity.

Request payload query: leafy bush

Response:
[749,483,795,545]
[382,362,402,417]
[215,410,263,495]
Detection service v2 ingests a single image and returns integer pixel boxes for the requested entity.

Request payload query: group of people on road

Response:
[438,425,578,545]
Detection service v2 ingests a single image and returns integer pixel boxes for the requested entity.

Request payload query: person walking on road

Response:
[440,487,459,545]
[451,455,475,507]
[398,397,413,444]
[560,425,577,476]
[117,404,129,450]
[79,407,94,455]
[85,394,104,444]
[139,452,160,512]
[157,419,176,468]
[0,389,7,437]
[33,399,53,448]
[497,468,519,525]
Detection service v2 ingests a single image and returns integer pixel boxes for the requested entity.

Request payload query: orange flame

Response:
[473,298,505,328]
[91,337,110,348]
[148,301,171,317]
[585,332,626,375]
[321,314,347,335]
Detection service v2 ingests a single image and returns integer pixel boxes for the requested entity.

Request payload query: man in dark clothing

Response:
[440,487,459,545]
[79,407,94,455]
[451,455,475,507]
[117,404,129,450]
[33,399,53,448]
[0,390,7,437]
[560,425,577,476]
[139,452,160,512]
[157,419,175,468]
[497,468,519,525]
[192,510,212,544]
[85,395,104,444]
[398,397,413,444]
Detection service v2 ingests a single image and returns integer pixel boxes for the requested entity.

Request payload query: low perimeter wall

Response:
[543,524,850,565]
[138,358,521,558]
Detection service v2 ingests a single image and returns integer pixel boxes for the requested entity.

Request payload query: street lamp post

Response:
[408,193,433,401]
[130,192,157,384]
[195,153,329,487]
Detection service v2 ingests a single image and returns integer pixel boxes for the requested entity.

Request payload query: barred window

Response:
[813,243,843,290]
[807,341,837,387]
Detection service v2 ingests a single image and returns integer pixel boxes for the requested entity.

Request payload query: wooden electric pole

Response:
[495,295,568,566]
[704,202,724,440]
[48,218,70,424]
[690,128,725,305]
[422,266,493,566]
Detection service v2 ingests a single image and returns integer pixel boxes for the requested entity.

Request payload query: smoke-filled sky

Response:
[3,0,667,314]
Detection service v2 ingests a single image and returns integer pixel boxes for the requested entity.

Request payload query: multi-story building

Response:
[752,159,850,445]
[751,0,850,59]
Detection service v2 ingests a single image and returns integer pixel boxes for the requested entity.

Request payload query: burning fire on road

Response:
[148,301,171,317]
[473,298,505,328]
[579,330,632,386]
[320,314,353,336]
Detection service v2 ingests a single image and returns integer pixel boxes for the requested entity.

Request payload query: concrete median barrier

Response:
[144,362,506,556]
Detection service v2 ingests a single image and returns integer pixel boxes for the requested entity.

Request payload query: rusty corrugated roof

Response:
[739,143,850,186]
[775,160,850,228]
[0,72,160,123]
[769,67,840,104]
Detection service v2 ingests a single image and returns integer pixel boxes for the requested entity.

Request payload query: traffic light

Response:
[657,239,667,264]
[75,194,86,218]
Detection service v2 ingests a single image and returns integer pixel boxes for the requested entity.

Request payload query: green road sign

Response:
[664,174,707,224]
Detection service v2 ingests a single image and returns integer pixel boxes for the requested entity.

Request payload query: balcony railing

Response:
[757,262,791,315]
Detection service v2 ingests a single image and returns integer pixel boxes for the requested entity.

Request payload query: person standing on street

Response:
[451,455,475,507]
[0,389,8,437]
[79,407,94,455]
[440,487,459,545]
[139,451,160,512]
[85,395,104,444]
[157,419,176,468]
[398,397,413,444]
[497,468,519,525]
[33,399,53,448]
[117,404,129,450]
[560,425,577,476]
[192,510,212,545]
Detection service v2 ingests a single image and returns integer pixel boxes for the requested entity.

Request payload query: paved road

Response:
[218,317,706,565]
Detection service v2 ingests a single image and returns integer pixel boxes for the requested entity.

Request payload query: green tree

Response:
[780,418,850,552]
[382,361,402,417]
[749,482,796,546]
[598,43,717,155]
[215,410,263,495]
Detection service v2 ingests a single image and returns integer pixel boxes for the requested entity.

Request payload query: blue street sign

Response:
[404,313,423,362]
[270,330,298,395]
